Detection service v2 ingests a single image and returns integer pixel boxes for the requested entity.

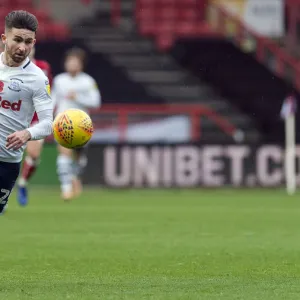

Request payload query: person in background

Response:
[52,47,101,200]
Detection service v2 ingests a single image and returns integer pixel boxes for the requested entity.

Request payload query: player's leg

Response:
[17,139,44,206]
[72,147,88,197]
[0,161,20,214]
[56,144,75,200]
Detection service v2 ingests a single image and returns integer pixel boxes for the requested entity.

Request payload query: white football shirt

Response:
[0,53,53,163]
[52,72,101,115]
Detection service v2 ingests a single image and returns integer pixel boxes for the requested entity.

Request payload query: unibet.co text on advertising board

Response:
[83,144,300,188]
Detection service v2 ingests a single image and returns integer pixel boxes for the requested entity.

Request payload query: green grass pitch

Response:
[2,187,300,299]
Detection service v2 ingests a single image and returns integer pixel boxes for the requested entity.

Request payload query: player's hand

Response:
[67,91,76,101]
[6,130,31,150]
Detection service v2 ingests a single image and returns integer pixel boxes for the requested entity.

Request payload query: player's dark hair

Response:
[5,10,38,33]
[65,47,87,65]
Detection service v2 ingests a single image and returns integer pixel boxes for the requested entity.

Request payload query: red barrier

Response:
[90,103,238,142]
[111,0,121,26]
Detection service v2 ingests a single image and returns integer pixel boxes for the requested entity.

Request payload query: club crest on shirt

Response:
[0,81,4,93]
[8,78,22,92]
[45,80,51,96]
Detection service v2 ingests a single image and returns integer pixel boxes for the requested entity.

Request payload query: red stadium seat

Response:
[10,0,33,10]
[33,10,50,24]
[154,8,176,21]
[174,21,196,35]
[138,22,156,36]
[155,21,174,34]
[155,0,176,8]
[0,9,10,31]
[49,23,70,40]
[156,34,174,50]
[136,0,212,50]
[36,24,47,40]
[0,7,10,17]
[0,0,11,8]
[176,0,197,6]
[138,0,155,8]
[0,20,4,32]
[177,9,198,21]
[194,22,218,36]
[136,8,154,21]
[12,0,33,7]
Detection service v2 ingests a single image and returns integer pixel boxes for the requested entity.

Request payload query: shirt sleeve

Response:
[27,109,53,140]
[32,74,53,113]
[74,77,101,108]
[27,74,54,140]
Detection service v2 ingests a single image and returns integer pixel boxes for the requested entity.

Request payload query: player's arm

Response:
[27,109,53,140]
[27,76,53,140]
[73,78,101,108]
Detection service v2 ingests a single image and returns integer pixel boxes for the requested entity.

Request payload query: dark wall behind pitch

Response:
[170,38,298,143]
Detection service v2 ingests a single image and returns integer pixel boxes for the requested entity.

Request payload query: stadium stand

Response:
[66,3,260,143]
[111,0,297,143]
[0,0,70,40]
[170,38,291,143]
[135,0,216,50]
[31,0,299,143]
[35,38,160,105]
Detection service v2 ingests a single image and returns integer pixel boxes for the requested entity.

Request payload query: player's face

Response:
[1,28,36,64]
[64,56,83,75]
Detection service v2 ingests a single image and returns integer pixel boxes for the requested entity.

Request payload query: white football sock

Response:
[57,154,73,194]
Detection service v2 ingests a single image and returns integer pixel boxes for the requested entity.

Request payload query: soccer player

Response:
[0,10,53,213]
[17,46,53,206]
[52,47,101,200]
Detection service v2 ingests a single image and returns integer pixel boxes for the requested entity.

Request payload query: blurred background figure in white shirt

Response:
[51,47,101,201]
